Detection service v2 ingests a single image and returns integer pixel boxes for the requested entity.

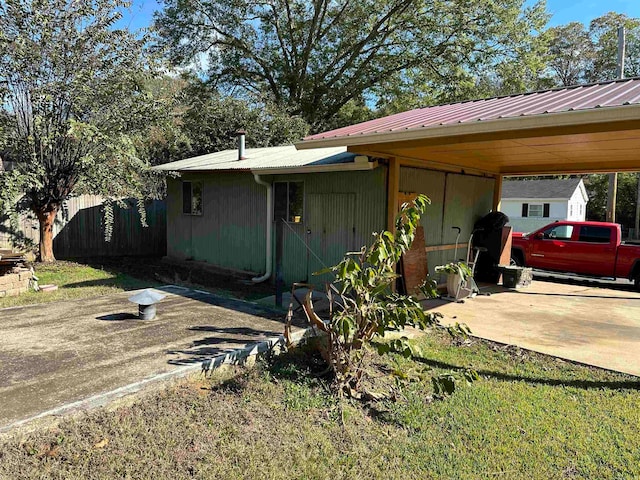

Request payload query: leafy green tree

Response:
[585,173,638,229]
[133,76,194,167]
[546,22,593,86]
[0,0,162,261]
[587,13,640,81]
[180,81,309,155]
[155,0,549,131]
[136,77,310,164]
[286,195,474,397]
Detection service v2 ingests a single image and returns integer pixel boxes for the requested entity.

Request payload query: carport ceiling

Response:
[297,78,640,176]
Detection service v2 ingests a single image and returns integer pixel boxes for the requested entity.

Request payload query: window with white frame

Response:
[528,204,543,217]
[522,202,549,218]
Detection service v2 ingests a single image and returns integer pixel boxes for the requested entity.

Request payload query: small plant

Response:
[285,194,475,398]
[435,261,472,281]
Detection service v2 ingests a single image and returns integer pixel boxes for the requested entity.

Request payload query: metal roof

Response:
[501,178,583,200]
[302,78,640,144]
[152,145,375,174]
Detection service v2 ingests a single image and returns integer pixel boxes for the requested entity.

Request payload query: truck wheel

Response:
[635,275,640,291]
[511,253,523,267]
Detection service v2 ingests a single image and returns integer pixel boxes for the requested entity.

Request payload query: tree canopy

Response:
[137,76,310,165]
[154,0,549,131]
[542,12,640,87]
[0,0,162,261]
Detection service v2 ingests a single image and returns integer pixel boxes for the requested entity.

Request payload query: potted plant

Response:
[435,261,473,297]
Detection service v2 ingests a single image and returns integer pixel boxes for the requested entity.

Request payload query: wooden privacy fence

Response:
[0,195,166,257]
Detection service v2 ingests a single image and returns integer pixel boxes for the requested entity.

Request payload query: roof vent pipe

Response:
[235,130,246,161]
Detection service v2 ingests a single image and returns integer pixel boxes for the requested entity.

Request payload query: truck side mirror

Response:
[534,232,544,240]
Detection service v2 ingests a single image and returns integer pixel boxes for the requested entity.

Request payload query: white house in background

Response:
[500,178,588,233]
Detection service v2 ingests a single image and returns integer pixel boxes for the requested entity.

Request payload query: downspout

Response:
[252,173,272,283]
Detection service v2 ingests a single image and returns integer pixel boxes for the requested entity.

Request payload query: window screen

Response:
[191,182,202,215]
[288,182,304,222]
[273,182,304,223]
[182,181,202,215]
[182,182,192,214]
[578,226,611,243]
[274,182,288,221]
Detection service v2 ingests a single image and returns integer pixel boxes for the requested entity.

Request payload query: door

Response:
[529,223,574,271]
[571,225,616,276]
[306,193,356,285]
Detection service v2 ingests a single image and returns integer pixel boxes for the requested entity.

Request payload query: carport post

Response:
[386,157,400,292]
[387,157,400,232]
[492,175,503,211]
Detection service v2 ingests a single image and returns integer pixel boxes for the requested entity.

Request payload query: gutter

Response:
[252,174,272,283]
[250,159,377,176]
[295,104,640,150]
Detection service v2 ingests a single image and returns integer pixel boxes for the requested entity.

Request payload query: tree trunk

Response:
[37,208,58,262]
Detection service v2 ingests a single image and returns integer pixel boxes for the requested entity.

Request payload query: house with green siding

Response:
[156,78,640,289]
[155,139,496,287]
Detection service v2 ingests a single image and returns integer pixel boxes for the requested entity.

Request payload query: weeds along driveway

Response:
[0,286,296,431]
[430,279,640,377]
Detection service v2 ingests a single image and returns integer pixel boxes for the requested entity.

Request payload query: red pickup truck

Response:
[511,221,640,287]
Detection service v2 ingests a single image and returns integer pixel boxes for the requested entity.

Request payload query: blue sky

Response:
[117,0,640,32]
[540,0,640,26]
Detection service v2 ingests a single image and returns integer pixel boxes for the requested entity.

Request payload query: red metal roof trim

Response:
[304,78,640,141]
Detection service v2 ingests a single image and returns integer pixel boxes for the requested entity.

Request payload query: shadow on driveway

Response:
[0,285,299,430]
[167,325,282,366]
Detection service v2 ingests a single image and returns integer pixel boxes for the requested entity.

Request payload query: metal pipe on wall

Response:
[252,174,273,283]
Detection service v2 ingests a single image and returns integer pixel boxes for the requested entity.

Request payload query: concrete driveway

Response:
[430,279,640,377]
[0,286,297,431]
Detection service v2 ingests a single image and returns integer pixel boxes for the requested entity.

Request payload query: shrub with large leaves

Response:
[287,194,473,397]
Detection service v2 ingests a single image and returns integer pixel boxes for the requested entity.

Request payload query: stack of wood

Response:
[0,249,27,274]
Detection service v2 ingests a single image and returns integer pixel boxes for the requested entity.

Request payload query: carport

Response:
[298,78,640,374]
[298,78,640,231]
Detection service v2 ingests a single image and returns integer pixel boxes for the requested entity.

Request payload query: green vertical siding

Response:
[166,173,267,273]
[274,167,387,285]
[399,167,495,279]
[306,192,356,284]
[399,168,446,247]
[166,167,387,286]
[166,164,495,288]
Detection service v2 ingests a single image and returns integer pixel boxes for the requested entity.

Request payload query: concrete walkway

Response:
[0,286,299,431]
[430,279,640,377]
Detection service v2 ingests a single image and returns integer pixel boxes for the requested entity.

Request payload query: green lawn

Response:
[1,332,638,479]
[0,258,274,309]
[0,261,153,309]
